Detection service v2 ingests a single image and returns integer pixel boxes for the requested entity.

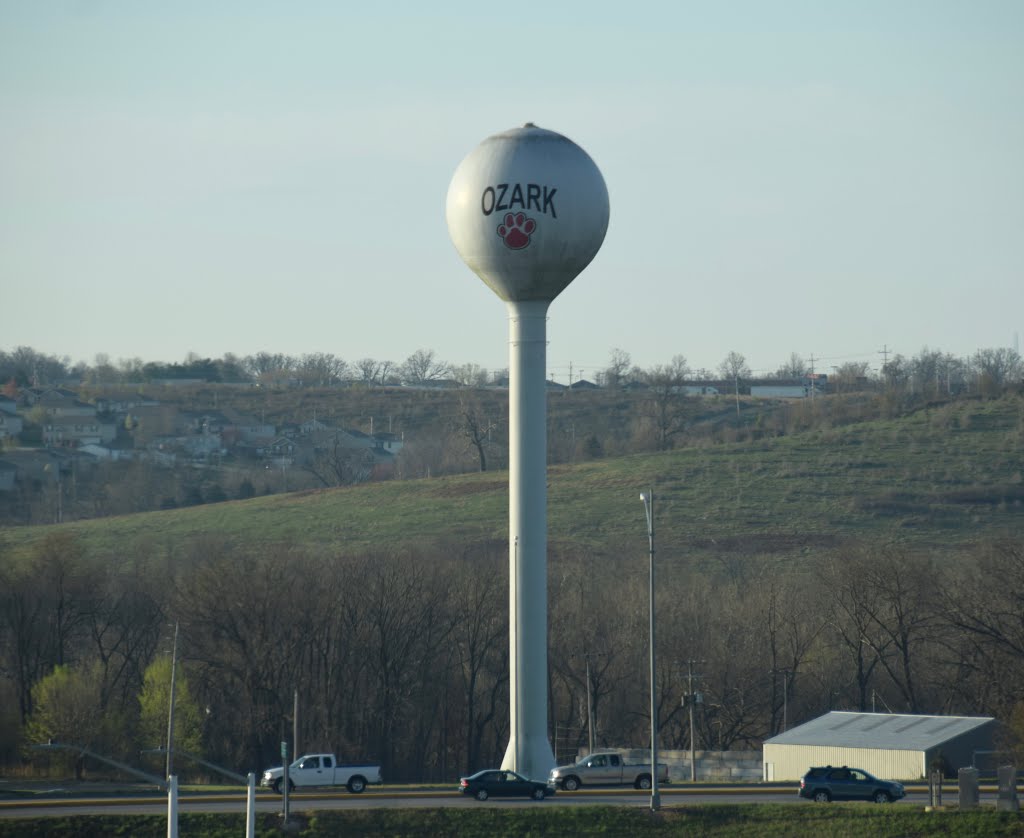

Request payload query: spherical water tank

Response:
[446,124,609,302]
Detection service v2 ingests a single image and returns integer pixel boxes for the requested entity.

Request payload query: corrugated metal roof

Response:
[764,711,993,751]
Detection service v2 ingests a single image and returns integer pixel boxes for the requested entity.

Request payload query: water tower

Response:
[446,124,609,778]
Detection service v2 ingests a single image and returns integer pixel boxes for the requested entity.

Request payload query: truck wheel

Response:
[347,776,366,794]
[475,788,489,801]
[531,787,546,800]
[273,778,291,795]
[636,775,652,790]
[563,776,580,792]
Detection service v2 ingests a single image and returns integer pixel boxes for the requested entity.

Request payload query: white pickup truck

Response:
[261,753,383,794]
[549,751,669,791]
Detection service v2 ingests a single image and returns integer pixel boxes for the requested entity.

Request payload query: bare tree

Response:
[354,358,398,385]
[448,546,507,772]
[830,361,872,393]
[451,363,491,387]
[303,433,377,487]
[0,533,92,724]
[455,394,501,472]
[0,346,71,386]
[116,357,146,382]
[881,353,910,390]
[401,349,451,385]
[718,351,751,381]
[942,541,1024,716]
[601,348,632,388]
[640,355,693,450]
[244,352,295,386]
[972,347,1023,391]
[177,544,316,771]
[774,353,807,379]
[857,551,944,714]
[355,358,381,384]
[821,553,893,711]
[296,353,350,387]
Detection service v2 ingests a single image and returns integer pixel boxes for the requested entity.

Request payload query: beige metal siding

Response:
[763,744,925,781]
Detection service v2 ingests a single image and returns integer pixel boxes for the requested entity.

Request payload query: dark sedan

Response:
[458,769,554,801]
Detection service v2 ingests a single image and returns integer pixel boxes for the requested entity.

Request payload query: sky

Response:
[2,1,1022,381]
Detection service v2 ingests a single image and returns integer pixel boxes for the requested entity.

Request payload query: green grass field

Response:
[1,393,1021,568]
[0,804,1022,837]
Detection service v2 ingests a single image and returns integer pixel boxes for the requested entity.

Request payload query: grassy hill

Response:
[2,393,1021,567]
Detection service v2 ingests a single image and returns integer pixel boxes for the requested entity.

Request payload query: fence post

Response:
[246,772,256,838]
[997,765,1020,812]
[958,767,979,810]
[166,774,178,838]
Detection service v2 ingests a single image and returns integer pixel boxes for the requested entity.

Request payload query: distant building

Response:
[763,711,995,781]
[42,415,117,447]
[0,410,23,440]
[750,376,828,399]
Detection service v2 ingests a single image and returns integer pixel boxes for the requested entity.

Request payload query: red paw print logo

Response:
[497,212,536,250]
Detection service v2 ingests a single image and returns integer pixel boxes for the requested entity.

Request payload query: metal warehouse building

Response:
[763,711,995,781]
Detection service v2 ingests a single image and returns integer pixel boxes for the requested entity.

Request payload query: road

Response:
[0,785,958,818]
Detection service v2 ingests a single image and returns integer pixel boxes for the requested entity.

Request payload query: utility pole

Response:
[771,668,792,733]
[682,659,705,782]
[585,656,594,754]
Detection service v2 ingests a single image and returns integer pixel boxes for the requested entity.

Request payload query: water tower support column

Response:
[502,299,556,779]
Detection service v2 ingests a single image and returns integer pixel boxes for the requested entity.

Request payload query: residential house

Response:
[129,404,187,444]
[221,409,276,444]
[20,387,95,417]
[0,448,70,487]
[0,397,23,439]
[93,394,160,414]
[17,386,69,407]
[297,427,399,481]
[372,431,404,456]
[42,414,118,448]
[78,440,135,461]
[256,436,299,465]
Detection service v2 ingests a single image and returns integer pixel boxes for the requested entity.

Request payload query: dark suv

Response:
[799,766,905,803]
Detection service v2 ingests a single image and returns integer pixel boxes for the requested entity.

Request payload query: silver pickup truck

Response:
[549,751,669,791]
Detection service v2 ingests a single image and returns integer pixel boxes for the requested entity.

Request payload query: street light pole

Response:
[166,621,179,781]
[640,491,660,811]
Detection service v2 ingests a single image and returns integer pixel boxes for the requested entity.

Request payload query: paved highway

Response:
[0,785,959,818]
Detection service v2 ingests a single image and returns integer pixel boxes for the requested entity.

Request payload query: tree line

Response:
[3,344,1022,392]
[2,532,1022,782]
